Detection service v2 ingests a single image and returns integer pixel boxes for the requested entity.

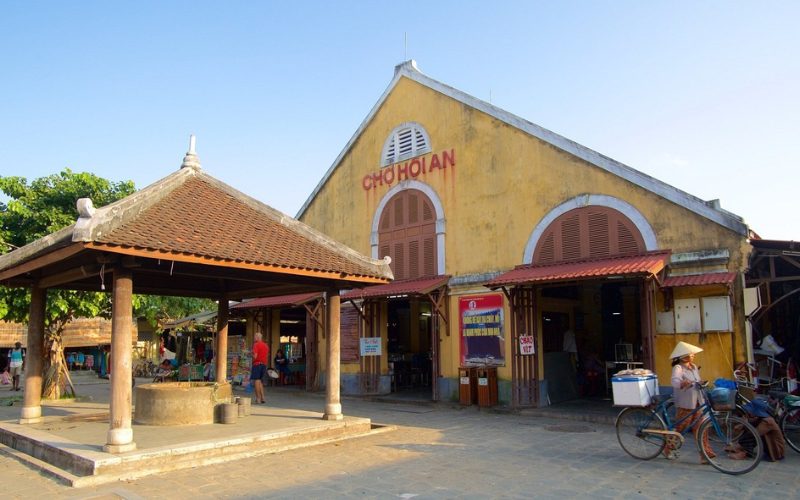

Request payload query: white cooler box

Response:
[611,374,658,406]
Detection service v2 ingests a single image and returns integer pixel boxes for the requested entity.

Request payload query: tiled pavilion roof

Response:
[0,147,392,299]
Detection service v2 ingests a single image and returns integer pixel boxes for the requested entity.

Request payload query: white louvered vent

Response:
[382,122,431,166]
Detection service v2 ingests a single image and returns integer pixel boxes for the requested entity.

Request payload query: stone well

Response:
[134,382,233,426]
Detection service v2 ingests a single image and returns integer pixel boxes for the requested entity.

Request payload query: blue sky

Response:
[1,1,798,240]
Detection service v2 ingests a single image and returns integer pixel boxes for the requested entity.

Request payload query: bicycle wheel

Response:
[698,414,762,475]
[615,407,667,460]
[780,405,800,453]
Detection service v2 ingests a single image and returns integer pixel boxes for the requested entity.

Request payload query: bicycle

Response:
[615,382,763,475]
[727,372,800,453]
[778,393,800,453]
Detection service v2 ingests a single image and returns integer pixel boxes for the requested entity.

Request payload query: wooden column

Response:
[104,269,136,453]
[215,297,229,384]
[20,285,45,424]
[323,289,342,420]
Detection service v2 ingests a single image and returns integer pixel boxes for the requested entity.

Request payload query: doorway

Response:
[277,307,307,387]
[539,280,643,403]
[387,299,433,398]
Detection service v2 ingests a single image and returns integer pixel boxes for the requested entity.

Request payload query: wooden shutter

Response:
[341,304,360,362]
[378,189,439,279]
[533,206,645,265]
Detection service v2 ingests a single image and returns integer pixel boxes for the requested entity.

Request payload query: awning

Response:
[485,251,670,288]
[161,310,217,330]
[231,292,323,310]
[342,275,450,300]
[662,272,737,287]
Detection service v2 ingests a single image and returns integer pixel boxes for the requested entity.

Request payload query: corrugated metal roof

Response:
[342,275,450,300]
[662,272,737,287]
[486,251,670,288]
[161,310,218,329]
[231,292,323,310]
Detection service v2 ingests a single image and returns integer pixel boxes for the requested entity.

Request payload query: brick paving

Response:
[0,377,798,499]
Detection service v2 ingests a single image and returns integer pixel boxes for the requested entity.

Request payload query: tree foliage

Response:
[0,169,213,328]
[0,169,213,397]
[0,169,136,329]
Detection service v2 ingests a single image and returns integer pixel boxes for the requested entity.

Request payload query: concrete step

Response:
[0,416,388,488]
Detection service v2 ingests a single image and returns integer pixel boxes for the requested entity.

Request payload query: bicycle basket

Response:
[710,387,736,410]
[738,384,756,402]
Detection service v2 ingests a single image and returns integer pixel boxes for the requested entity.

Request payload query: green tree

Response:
[1,169,135,398]
[0,170,211,398]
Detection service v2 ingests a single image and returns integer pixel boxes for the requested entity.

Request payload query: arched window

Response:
[381,122,431,167]
[533,206,645,265]
[378,189,437,280]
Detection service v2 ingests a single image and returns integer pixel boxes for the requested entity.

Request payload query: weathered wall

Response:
[300,75,750,388]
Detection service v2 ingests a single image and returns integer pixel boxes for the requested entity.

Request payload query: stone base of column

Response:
[103,442,138,454]
[105,427,135,453]
[19,405,42,424]
[323,402,343,420]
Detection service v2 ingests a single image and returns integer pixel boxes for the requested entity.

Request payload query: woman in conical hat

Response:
[665,341,713,462]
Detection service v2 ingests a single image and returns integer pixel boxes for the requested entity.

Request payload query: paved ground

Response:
[0,375,798,499]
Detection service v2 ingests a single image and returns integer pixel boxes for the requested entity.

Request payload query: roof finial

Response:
[181,134,202,170]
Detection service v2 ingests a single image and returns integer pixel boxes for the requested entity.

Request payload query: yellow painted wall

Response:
[654,333,734,386]
[299,75,751,383]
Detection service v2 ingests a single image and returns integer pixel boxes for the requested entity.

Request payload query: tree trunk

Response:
[41,335,75,400]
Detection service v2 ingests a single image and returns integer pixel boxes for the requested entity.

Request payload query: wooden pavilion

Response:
[0,139,393,452]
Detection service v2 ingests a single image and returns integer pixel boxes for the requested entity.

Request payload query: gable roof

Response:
[0,154,393,298]
[297,60,747,236]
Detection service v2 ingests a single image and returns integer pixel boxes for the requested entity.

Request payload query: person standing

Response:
[274,348,290,385]
[667,341,714,462]
[8,342,25,391]
[251,332,269,404]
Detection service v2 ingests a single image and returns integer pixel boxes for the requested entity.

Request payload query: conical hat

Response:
[669,341,703,360]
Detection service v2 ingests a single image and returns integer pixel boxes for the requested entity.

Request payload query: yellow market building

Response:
[239,61,753,407]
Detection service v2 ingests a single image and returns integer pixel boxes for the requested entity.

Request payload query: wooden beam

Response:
[0,243,85,281]
[38,265,101,288]
[779,255,800,271]
[746,276,800,285]
[425,286,449,326]
[84,243,390,285]
[303,299,325,328]
[344,298,370,325]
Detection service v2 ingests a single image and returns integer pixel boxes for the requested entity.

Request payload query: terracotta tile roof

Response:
[76,167,392,282]
[231,292,323,310]
[662,272,737,287]
[486,251,670,287]
[342,275,450,300]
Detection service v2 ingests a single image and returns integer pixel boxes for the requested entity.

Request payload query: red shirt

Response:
[252,340,269,366]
